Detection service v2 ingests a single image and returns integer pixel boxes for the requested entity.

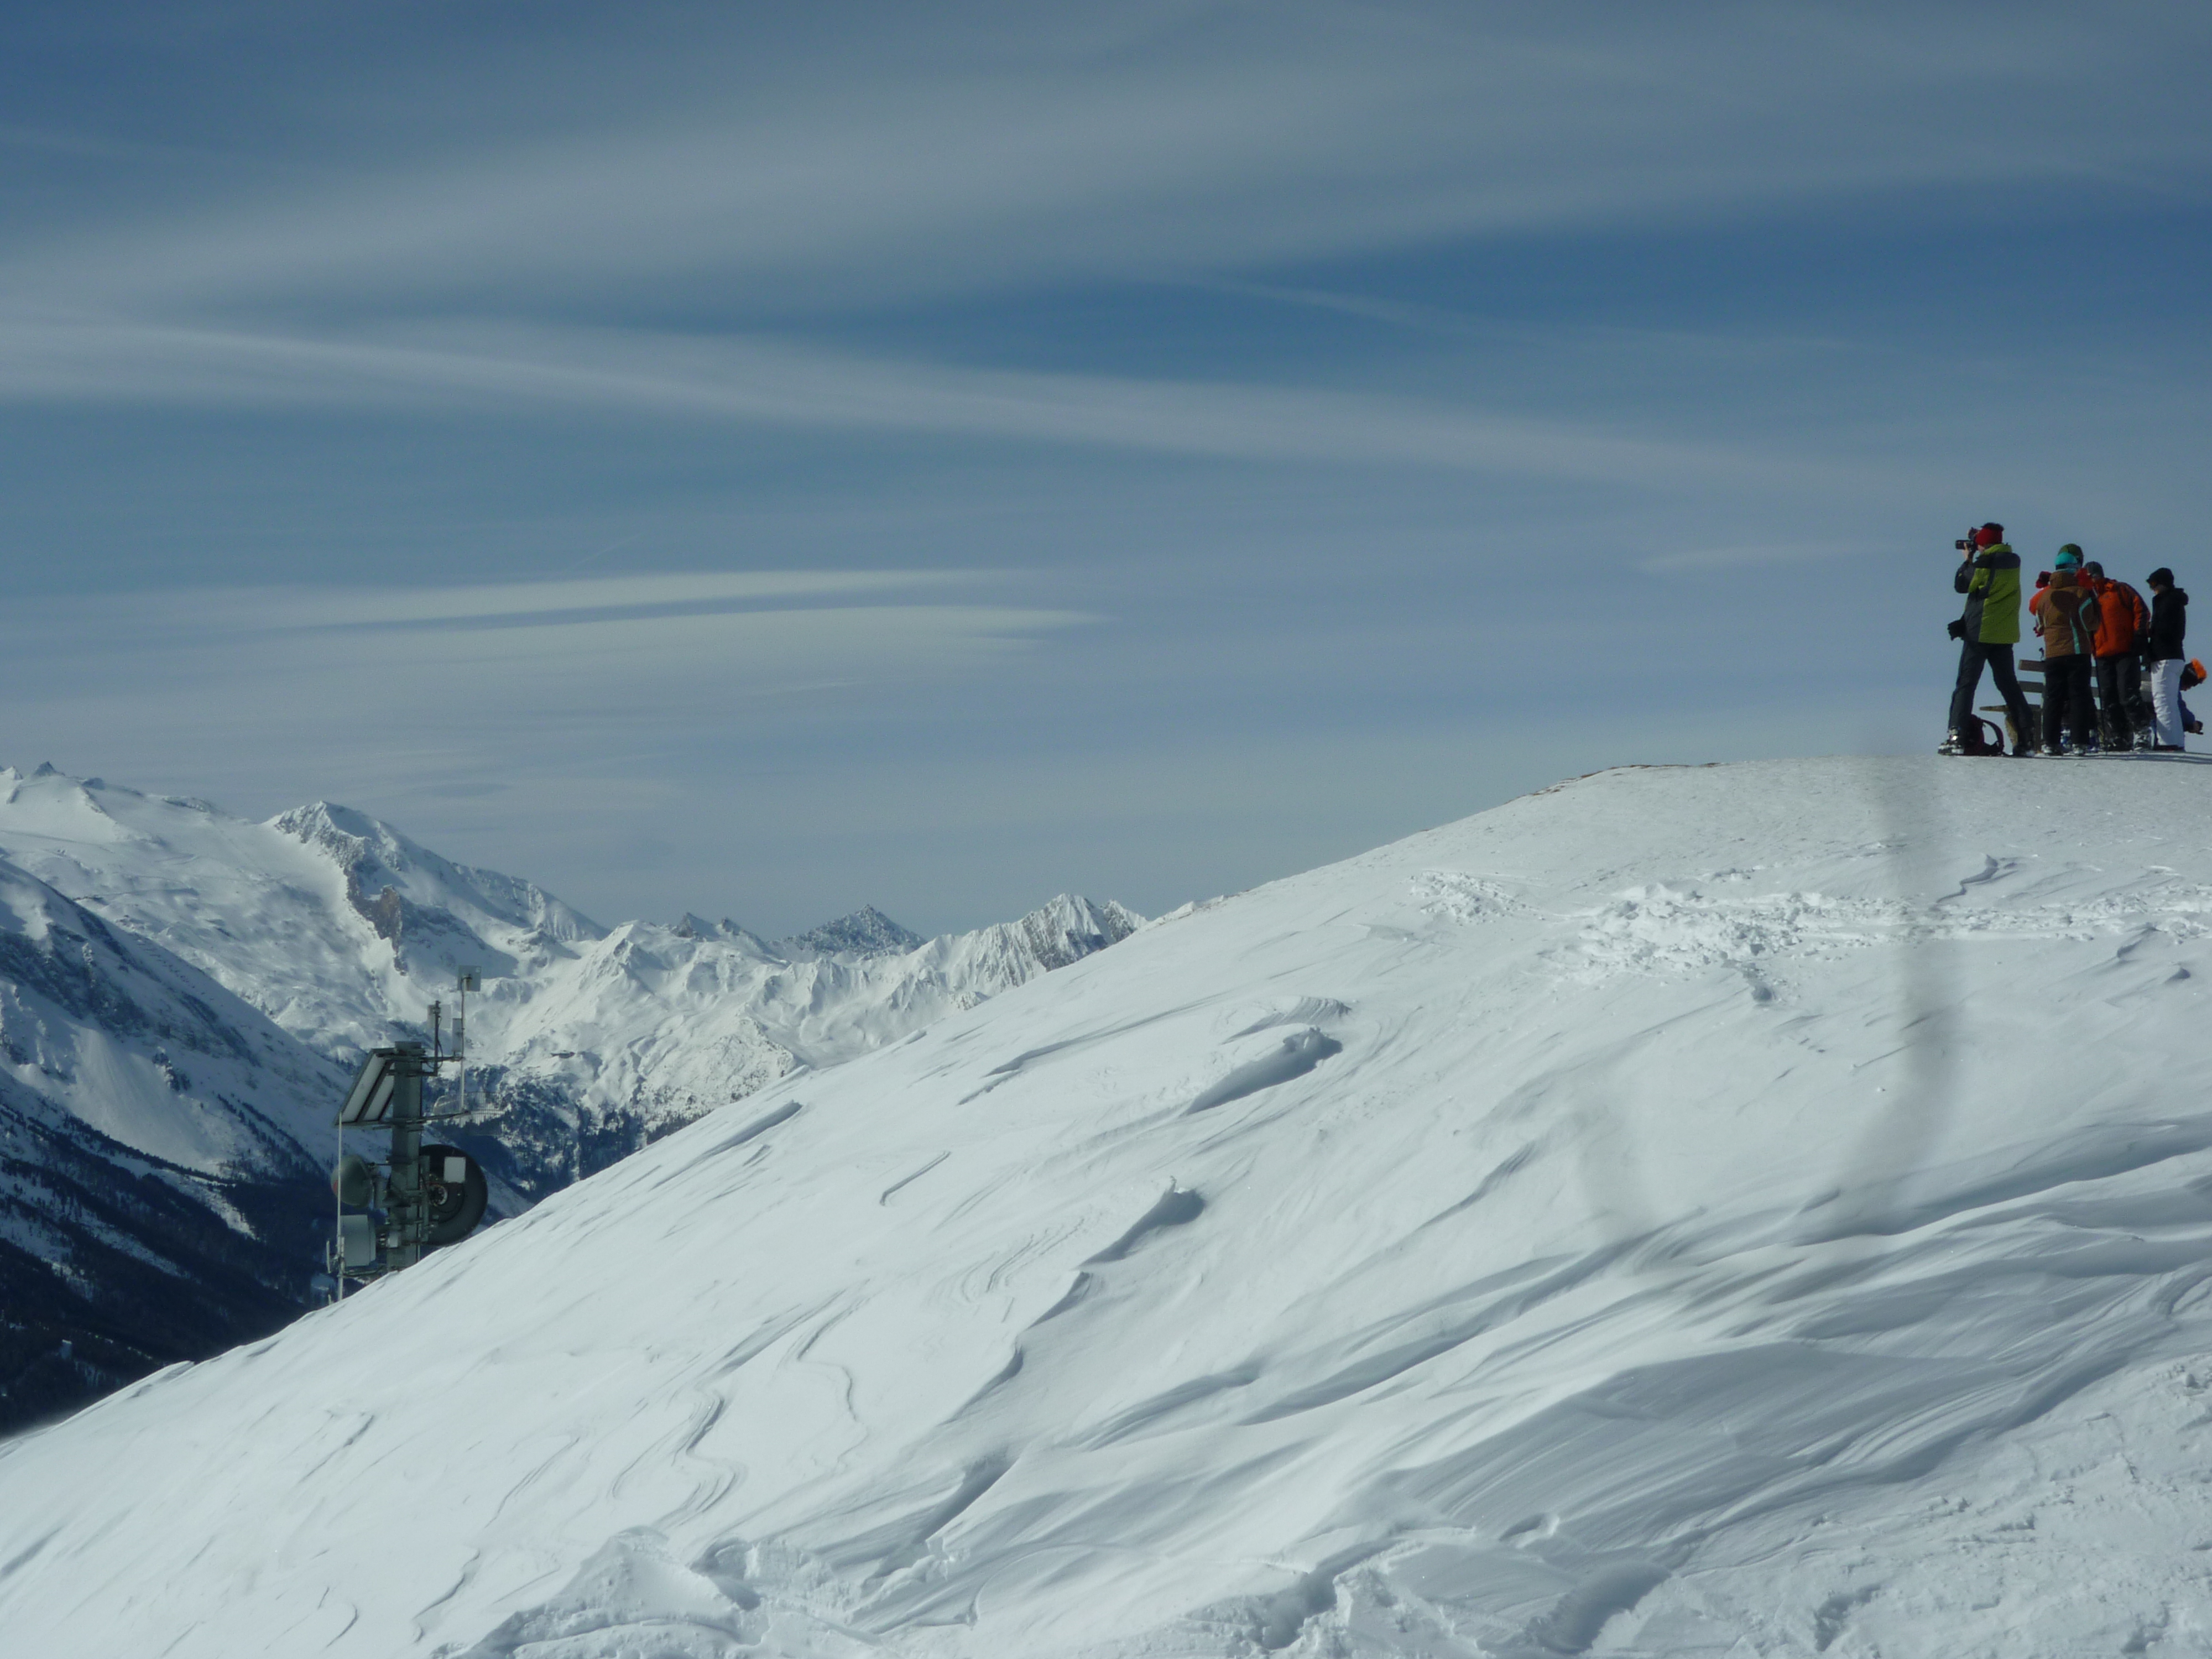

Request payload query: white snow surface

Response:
[8,757,2212,1656]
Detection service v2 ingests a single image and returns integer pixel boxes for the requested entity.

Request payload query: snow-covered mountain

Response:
[0,764,1140,1428]
[0,852,344,1426]
[463,891,1144,1200]
[9,755,2212,1656]
[0,767,601,1060]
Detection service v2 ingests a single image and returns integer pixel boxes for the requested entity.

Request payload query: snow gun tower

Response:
[325,968,491,1296]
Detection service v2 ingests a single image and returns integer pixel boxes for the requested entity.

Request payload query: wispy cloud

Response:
[0,570,1095,815]
[3,569,1083,666]
[7,4,2207,319]
[239,571,967,631]
[0,3,2191,507]
[0,314,1882,491]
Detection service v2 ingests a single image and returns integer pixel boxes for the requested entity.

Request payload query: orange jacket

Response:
[2085,576,2150,658]
[2031,571,2100,659]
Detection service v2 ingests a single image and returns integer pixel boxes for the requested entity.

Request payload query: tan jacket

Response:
[2030,571,2100,660]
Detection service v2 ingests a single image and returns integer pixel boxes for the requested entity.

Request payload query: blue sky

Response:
[3,1,2209,934]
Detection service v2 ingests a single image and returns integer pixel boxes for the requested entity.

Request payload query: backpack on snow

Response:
[1955,715,2008,755]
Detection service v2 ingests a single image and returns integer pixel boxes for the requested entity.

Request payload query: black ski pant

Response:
[1949,640,2031,746]
[2095,655,2144,747]
[2042,653,2093,749]
[2125,650,2152,729]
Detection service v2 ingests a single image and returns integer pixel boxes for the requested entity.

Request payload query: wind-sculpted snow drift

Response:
[0,764,1140,1427]
[8,756,2212,1656]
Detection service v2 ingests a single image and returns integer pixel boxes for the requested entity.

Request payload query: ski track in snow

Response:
[9,758,2212,1655]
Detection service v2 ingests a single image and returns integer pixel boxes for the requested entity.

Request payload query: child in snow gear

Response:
[2168,659,2203,739]
[2182,658,2208,735]
[2081,559,2152,749]
[1945,524,2033,754]
[2146,567,2189,749]
[2030,547,2100,753]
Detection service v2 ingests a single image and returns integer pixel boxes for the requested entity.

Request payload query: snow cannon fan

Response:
[323,967,490,1299]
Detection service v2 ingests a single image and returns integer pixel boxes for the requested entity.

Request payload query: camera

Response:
[1955,538,1973,552]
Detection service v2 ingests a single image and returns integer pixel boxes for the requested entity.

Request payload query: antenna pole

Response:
[386,1041,428,1271]
[325,1022,489,1288]
[455,972,467,1121]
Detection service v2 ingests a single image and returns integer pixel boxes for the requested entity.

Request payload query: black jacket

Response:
[2148,587,2189,661]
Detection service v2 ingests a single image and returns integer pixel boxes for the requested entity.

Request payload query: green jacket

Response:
[1954,544,2022,645]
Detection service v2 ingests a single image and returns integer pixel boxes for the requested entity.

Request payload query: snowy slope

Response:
[0,853,344,1428]
[10,755,2212,1656]
[465,893,1144,1195]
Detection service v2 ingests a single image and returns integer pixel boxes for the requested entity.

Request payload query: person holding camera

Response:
[2146,566,2190,750]
[1944,523,2032,755]
[2028,546,2100,753]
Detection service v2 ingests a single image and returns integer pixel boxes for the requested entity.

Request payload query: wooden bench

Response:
[1979,658,2045,704]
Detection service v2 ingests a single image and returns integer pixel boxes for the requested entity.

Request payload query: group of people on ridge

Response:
[1945,522,2194,757]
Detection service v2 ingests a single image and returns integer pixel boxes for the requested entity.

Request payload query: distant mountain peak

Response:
[269,800,603,972]
[784,905,926,958]
[1005,893,1144,969]
[674,911,745,940]
[668,913,780,956]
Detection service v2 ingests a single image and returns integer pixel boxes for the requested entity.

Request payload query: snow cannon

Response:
[324,969,490,1299]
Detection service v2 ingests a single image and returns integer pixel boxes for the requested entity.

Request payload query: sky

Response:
[3,1,2210,936]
